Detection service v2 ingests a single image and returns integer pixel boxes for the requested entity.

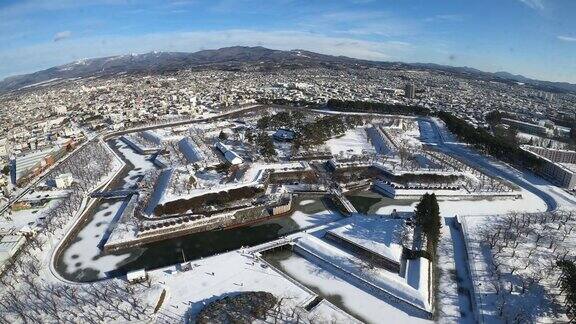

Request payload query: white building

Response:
[11,146,58,184]
[0,138,8,158]
[55,173,73,188]
[215,141,243,165]
[127,269,148,283]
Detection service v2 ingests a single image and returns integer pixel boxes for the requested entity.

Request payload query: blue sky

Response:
[1,0,575,83]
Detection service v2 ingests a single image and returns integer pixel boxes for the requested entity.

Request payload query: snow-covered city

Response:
[2,1,576,323]
[2,95,576,323]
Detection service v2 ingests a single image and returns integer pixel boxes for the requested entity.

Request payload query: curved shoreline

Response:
[49,139,127,283]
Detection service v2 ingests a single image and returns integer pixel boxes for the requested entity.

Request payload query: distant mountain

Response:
[411,64,576,93]
[0,47,375,93]
[493,71,576,93]
[0,46,574,94]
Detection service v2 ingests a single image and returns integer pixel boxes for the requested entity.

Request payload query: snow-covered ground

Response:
[327,216,405,265]
[421,117,576,323]
[57,140,158,280]
[295,234,430,312]
[145,216,430,324]
[160,161,310,206]
[114,140,158,189]
[288,209,342,229]
[436,217,476,324]
[268,250,429,324]
[460,212,575,323]
[0,198,64,233]
[59,200,132,280]
[149,249,361,323]
[325,127,375,157]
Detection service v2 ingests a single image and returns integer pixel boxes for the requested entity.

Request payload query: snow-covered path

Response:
[437,217,476,324]
[425,117,576,211]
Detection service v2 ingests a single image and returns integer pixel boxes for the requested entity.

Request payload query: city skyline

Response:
[1,0,576,83]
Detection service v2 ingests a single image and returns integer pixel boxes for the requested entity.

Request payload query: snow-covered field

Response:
[288,209,342,229]
[149,249,360,323]
[114,140,157,189]
[59,200,132,280]
[460,211,576,323]
[327,216,405,265]
[325,127,375,157]
[295,234,430,312]
[0,198,63,232]
[418,120,438,144]
[374,188,547,218]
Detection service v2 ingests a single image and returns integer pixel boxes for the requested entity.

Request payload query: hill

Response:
[1,46,574,94]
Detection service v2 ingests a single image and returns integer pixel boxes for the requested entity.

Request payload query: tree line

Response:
[254,111,364,153]
[293,115,364,150]
[437,111,542,171]
[326,99,431,116]
[256,110,306,131]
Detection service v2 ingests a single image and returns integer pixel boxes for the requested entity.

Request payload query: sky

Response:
[0,0,575,83]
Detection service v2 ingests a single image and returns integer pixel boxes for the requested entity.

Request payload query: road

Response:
[422,117,576,211]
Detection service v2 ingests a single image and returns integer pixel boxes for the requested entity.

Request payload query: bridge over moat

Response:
[90,189,138,199]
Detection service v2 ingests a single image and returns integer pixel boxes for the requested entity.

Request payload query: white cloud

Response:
[518,0,545,10]
[0,29,413,79]
[424,14,464,23]
[312,10,420,38]
[557,35,576,42]
[0,0,125,18]
[53,30,71,42]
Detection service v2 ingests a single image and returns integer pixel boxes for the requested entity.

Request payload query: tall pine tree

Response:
[415,193,441,258]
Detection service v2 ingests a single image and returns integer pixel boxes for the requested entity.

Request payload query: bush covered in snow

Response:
[195,291,277,324]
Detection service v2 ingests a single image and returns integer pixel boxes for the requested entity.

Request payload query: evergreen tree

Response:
[414,193,441,258]
[257,132,276,157]
[557,260,576,321]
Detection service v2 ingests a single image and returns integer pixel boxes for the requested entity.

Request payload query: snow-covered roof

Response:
[328,216,405,264]
[127,269,147,281]
[273,128,296,141]
[178,137,204,163]
[215,141,243,165]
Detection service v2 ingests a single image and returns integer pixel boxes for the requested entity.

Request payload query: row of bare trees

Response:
[478,210,576,322]
[47,140,114,194]
[0,257,152,324]
[0,140,155,323]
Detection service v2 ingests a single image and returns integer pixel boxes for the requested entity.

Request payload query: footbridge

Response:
[330,188,358,214]
[90,189,138,199]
